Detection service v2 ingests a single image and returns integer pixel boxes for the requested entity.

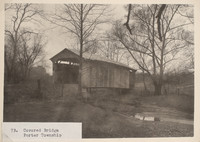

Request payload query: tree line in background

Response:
[4,3,194,96]
[5,4,46,83]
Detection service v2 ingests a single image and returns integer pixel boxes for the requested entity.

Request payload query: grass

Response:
[3,98,194,138]
[140,95,194,114]
[3,77,194,138]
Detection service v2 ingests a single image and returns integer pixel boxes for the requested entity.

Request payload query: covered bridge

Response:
[50,48,136,95]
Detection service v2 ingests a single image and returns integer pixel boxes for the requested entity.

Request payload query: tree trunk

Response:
[142,71,147,91]
[78,4,83,96]
[4,55,11,83]
[78,62,82,96]
[11,35,18,83]
[154,82,162,96]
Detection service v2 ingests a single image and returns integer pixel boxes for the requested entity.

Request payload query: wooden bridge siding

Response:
[129,71,135,89]
[81,62,91,88]
[82,61,130,89]
[113,67,129,88]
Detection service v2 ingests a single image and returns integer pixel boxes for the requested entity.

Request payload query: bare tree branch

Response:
[124,4,132,35]
[156,4,166,41]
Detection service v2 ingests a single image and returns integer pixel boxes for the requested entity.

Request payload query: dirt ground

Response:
[3,93,194,138]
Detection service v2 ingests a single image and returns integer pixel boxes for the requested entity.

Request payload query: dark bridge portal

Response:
[55,62,79,84]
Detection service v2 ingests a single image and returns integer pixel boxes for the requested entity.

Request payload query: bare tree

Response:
[112,4,193,95]
[5,3,43,83]
[17,33,46,80]
[46,4,110,95]
[96,39,120,61]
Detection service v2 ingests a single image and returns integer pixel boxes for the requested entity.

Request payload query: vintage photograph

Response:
[4,3,194,138]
